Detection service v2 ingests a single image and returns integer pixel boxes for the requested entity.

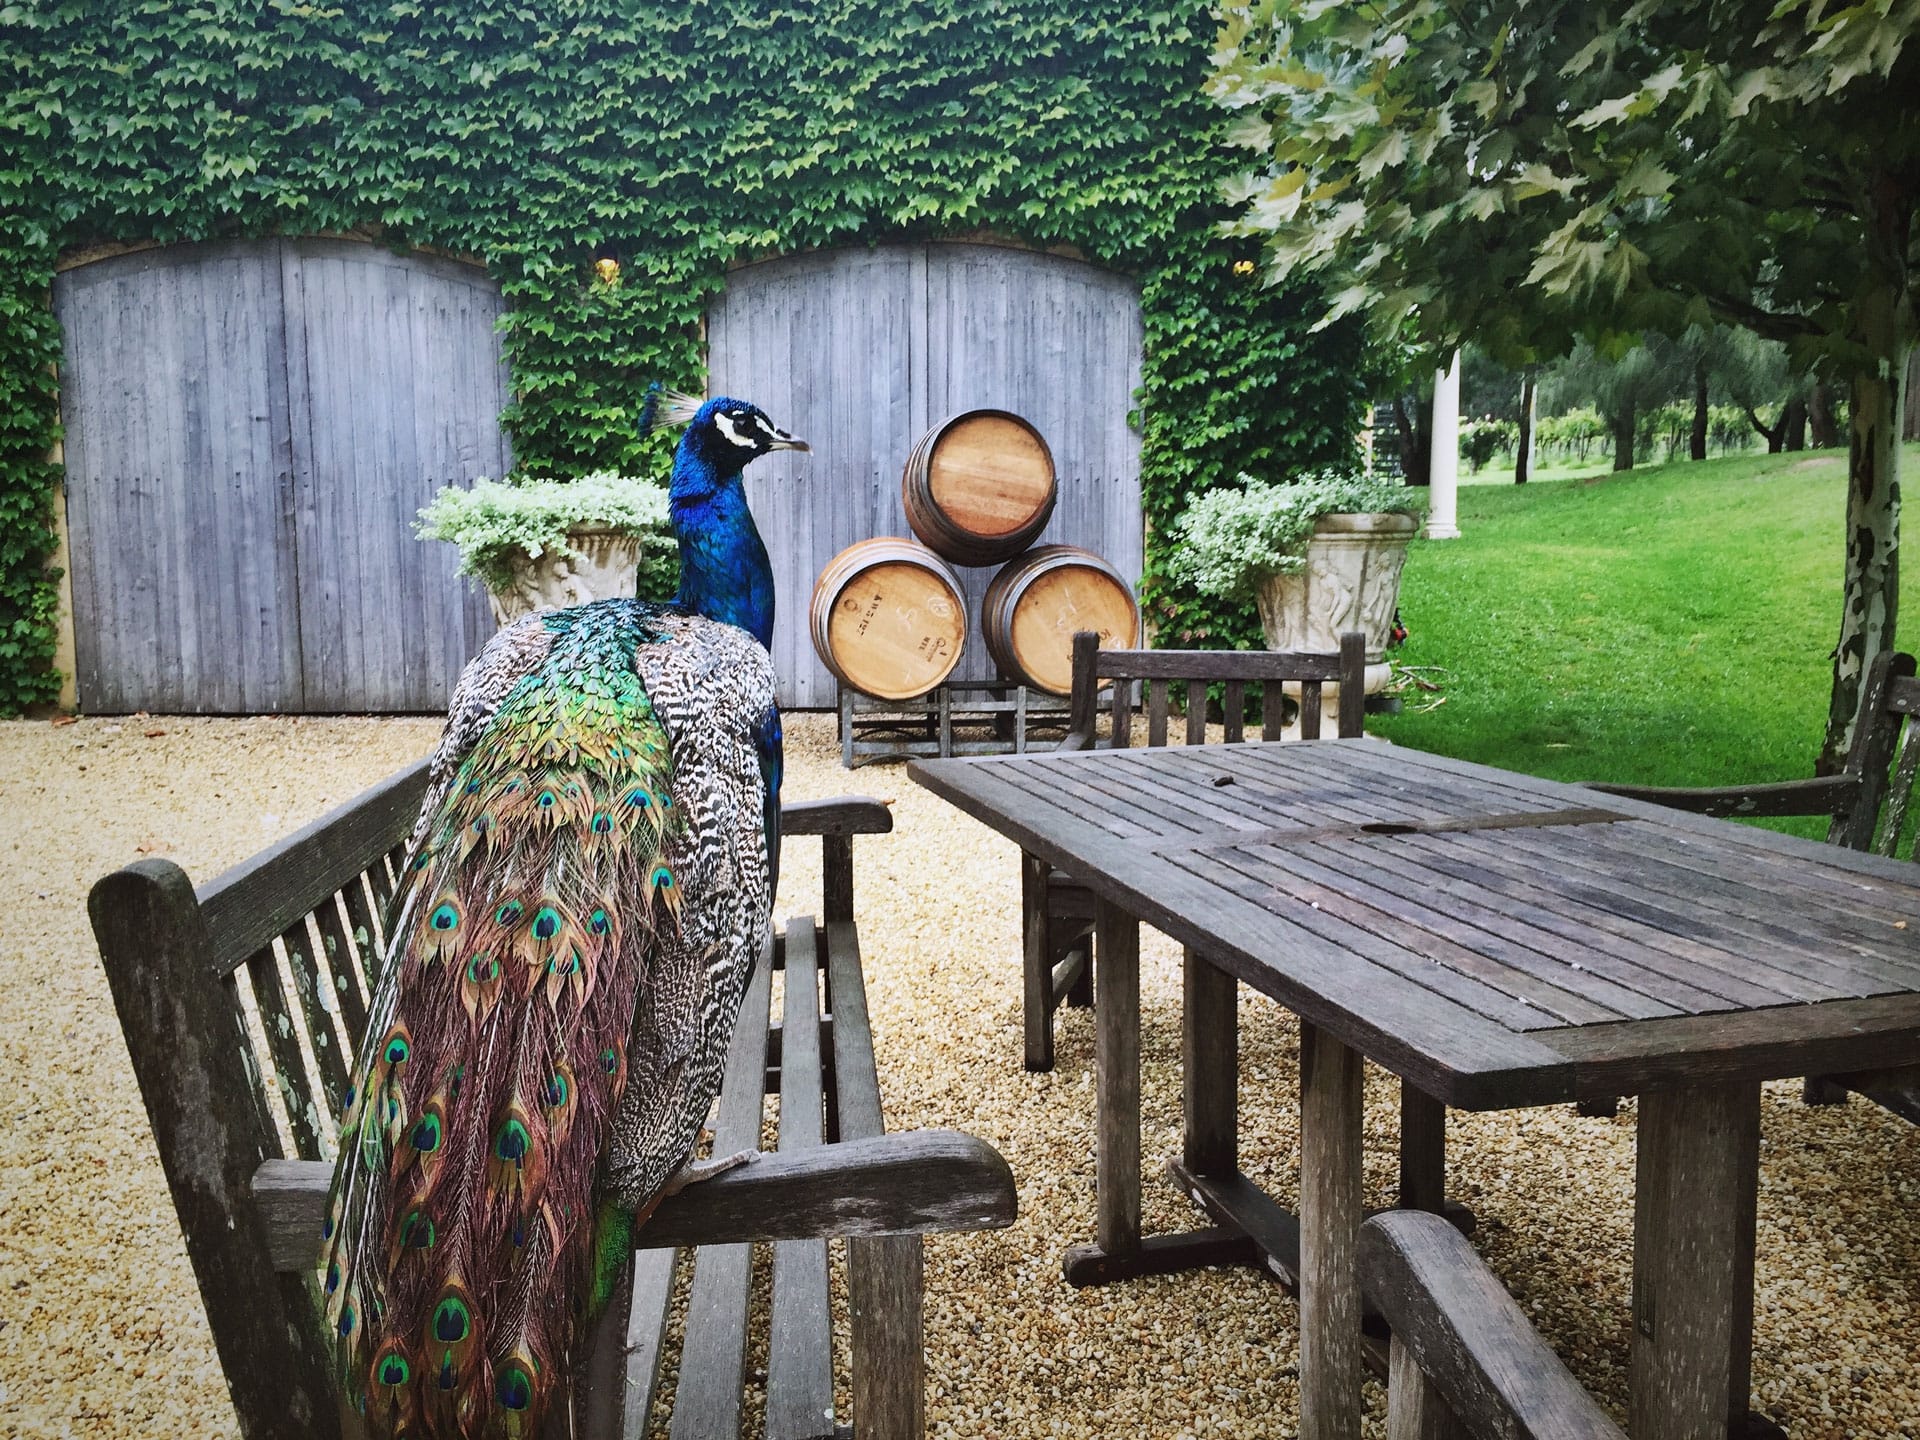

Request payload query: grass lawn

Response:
[1370,444,1920,834]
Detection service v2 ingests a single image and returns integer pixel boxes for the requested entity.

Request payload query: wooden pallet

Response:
[838,681,1083,768]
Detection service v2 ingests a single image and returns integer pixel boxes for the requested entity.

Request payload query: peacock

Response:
[319,391,808,1439]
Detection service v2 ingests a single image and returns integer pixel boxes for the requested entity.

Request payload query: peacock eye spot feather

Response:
[532,907,561,940]
[653,866,675,890]
[338,1304,355,1337]
[497,1367,533,1411]
[590,812,613,834]
[495,900,524,926]
[465,954,498,984]
[549,949,580,975]
[325,1263,340,1294]
[377,1353,411,1388]
[432,1297,470,1344]
[600,1047,619,1075]
[464,778,482,794]
[439,1359,457,1391]
[401,1211,436,1248]
[429,904,459,931]
[589,909,610,934]
[493,1118,531,1164]
[411,1115,442,1152]
[624,787,653,809]
[545,1073,569,1107]
[536,790,557,809]
[383,1034,410,1065]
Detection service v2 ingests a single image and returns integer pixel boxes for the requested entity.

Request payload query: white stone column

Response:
[1425,352,1462,539]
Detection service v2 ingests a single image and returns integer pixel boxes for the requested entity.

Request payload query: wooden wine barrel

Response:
[810,539,968,700]
[901,410,1057,565]
[983,545,1140,695]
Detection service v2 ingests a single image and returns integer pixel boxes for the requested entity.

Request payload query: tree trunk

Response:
[1785,397,1808,451]
[1821,355,1906,772]
[1691,361,1709,461]
[1611,401,1636,472]
[1393,391,1433,488]
[1809,381,1840,448]
[1516,374,1537,484]
[1904,349,1919,443]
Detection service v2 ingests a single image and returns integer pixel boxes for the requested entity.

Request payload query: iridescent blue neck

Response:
[669,453,775,651]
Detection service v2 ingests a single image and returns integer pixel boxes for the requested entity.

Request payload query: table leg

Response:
[1630,1080,1762,1440]
[1300,1021,1364,1440]
[1183,946,1237,1176]
[1094,896,1141,1259]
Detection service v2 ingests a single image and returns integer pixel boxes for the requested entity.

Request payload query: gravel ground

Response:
[3,711,1917,1439]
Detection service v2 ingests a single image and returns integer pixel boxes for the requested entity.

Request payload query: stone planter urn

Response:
[1253,511,1417,694]
[487,527,645,626]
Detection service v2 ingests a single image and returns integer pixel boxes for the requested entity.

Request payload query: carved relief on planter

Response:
[1253,512,1417,694]
[487,528,644,626]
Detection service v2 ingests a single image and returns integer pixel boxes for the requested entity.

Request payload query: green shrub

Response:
[1167,470,1424,601]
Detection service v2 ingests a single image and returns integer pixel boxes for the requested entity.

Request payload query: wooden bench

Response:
[1591,647,1920,1124]
[1361,1210,1626,1440]
[90,758,1016,1440]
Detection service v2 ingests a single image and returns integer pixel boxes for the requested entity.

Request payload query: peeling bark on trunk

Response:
[1904,350,1919,443]
[1823,358,1906,772]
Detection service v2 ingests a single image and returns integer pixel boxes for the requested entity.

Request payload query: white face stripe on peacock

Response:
[712,406,809,454]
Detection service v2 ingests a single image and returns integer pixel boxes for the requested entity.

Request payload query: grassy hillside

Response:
[1370,446,1920,818]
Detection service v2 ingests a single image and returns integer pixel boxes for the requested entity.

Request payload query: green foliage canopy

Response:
[0,1,1368,711]
[1212,0,1917,762]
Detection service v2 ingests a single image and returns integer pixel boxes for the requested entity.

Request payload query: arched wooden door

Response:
[54,238,508,713]
[707,242,1144,709]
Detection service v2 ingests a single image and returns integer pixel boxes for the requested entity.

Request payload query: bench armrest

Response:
[779,796,894,836]
[255,1128,1015,1269]
[1361,1211,1625,1440]
[1583,773,1859,820]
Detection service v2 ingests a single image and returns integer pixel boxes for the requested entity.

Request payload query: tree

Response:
[1214,0,1918,768]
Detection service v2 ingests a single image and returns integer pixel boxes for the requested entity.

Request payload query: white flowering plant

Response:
[1167,470,1423,600]
[417,472,678,594]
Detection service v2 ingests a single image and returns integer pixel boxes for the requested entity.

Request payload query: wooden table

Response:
[910,739,1920,1440]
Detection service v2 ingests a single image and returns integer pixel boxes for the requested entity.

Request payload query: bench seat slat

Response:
[769,919,836,1440]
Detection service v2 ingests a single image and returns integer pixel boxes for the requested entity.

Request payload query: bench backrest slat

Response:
[1063,631,1368,751]
[197,759,430,977]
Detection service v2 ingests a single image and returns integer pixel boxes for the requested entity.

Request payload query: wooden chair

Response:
[1362,1210,1626,1440]
[91,758,1016,1440]
[1019,629,1369,1072]
[1590,647,1920,1124]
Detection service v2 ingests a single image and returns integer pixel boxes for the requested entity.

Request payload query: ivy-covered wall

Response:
[0,0,1366,713]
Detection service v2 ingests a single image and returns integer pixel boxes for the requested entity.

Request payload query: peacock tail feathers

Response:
[321,598,784,1440]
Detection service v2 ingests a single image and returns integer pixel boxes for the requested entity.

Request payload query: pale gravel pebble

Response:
[3,712,1916,1439]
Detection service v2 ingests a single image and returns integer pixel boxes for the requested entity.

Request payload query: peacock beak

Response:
[768,433,810,453]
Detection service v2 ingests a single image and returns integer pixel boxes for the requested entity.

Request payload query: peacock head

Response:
[644,388,808,503]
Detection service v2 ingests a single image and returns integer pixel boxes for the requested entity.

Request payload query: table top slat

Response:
[1216,839,1687,1025]
[1376,832,1825,1010]
[1463,824,1920,996]
[909,740,1920,1103]
[1180,846,1622,1031]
